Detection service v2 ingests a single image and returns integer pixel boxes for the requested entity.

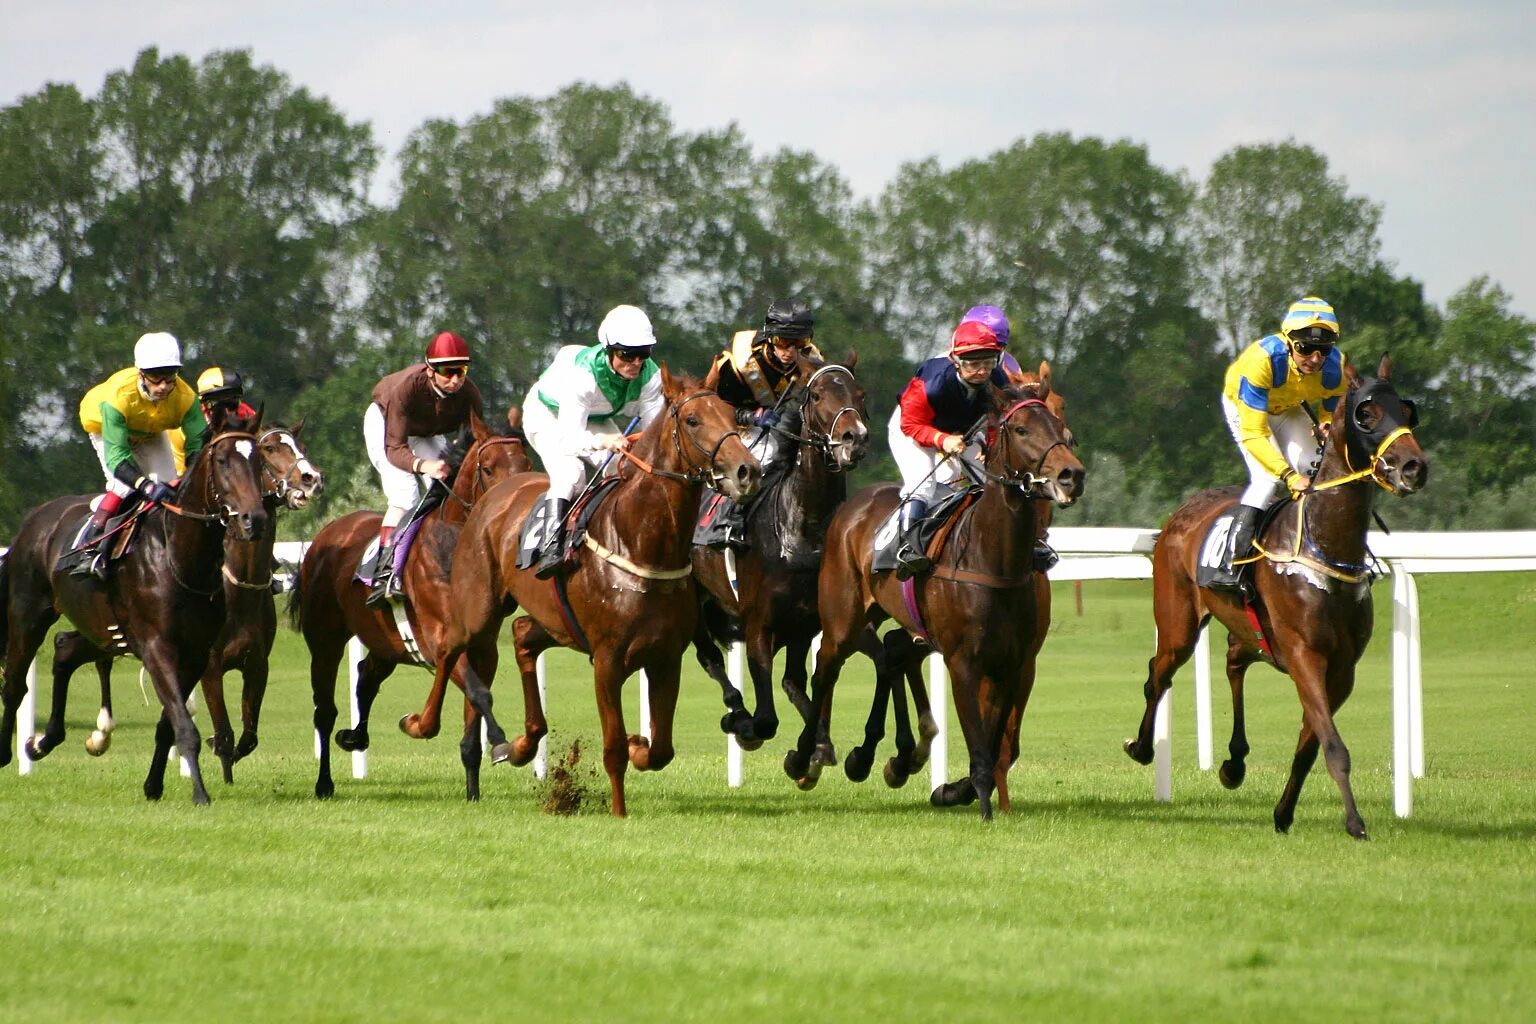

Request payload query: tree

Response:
[1193,141,1382,354]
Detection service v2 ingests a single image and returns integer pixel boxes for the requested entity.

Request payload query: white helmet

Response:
[597,305,657,350]
[134,332,182,372]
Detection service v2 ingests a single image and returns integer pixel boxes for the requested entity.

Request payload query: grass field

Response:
[2,573,1533,1022]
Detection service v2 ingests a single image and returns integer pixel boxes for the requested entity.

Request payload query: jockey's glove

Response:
[1281,469,1311,500]
[136,476,176,504]
[736,407,780,429]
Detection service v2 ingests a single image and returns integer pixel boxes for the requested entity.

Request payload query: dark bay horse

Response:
[290,417,529,799]
[690,352,870,749]
[22,413,323,782]
[789,373,1084,820]
[847,365,1073,811]
[1124,354,1426,839]
[414,366,760,813]
[1,430,268,803]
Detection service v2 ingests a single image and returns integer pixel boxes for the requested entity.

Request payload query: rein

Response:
[1310,426,1414,492]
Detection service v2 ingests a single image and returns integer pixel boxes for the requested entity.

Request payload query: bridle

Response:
[970,398,1070,498]
[255,426,320,507]
[1309,381,1419,493]
[160,431,261,527]
[619,390,742,488]
[793,364,864,471]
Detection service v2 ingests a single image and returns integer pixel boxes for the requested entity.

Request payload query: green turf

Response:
[2,573,1532,1022]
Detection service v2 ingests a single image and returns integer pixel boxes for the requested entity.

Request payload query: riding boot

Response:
[1033,538,1060,574]
[1210,504,1262,594]
[366,525,397,606]
[894,498,932,581]
[720,498,750,553]
[65,493,122,579]
[533,497,571,579]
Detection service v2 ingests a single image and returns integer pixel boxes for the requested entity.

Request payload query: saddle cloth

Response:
[515,477,623,571]
[1194,498,1288,590]
[870,486,976,574]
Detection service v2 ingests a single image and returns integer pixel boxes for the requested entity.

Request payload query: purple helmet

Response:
[961,305,1010,348]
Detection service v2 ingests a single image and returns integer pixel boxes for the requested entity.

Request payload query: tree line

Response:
[3,47,1532,538]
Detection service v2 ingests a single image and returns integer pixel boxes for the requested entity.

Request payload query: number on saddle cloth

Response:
[870,487,974,574]
[515,479,623,571]
[1194,498,1288,590]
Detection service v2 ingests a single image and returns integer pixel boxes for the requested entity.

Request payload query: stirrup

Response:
[533,540,565,580]
[894,544,931,582]
[365,569,393,606]
[68,549,107,580]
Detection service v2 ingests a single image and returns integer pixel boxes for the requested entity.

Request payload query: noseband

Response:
[798,364,863,470]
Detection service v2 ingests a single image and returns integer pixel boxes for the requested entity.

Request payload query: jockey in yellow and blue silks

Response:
[64,331,208,577]
[1210,296,1350,591]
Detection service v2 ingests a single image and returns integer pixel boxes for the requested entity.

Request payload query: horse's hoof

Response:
[234,734,259,760]
[315,780,334,800]
[1218,760,1246,790]
[1123,737,1153,766]
[143,784,163,802]
[335,728,369,753]
[1273,810,1293,834]
[193,791,211,806]
[736,734,764,753]
[795,761,822,791]
[783,749,810,780]
[85,730,111,757]
[883,759,910,789]
[490,742,512,765]
[24,734,48,761]
[507,737,538,767]
[844,746,873,783]
[930,781,978,807]
[1350,826,1371,842]
[811,744,837,769]
[398,714,437,740]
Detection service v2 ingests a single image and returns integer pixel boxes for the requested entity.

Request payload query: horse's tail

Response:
[0,549,10,665]
[285,555,306,635]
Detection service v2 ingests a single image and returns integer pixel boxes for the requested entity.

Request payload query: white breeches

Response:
[523,399,615,503]
[90,432,177,499]
[886,406,983,504]
[364,403,452,524]
[1222,396,1324,508]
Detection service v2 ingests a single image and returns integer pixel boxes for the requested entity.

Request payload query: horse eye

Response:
[1013,425,1028,437]
[687,415,701,427]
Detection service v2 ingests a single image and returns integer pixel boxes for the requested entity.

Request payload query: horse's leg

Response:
[456,639,511,768]
[1219,635,1260,790]
[885,631,934,783]
[1274,652,1367,839]
[844,627,891,784]
[994,653,1042,815]
[305,630,345,799]
[786,626,860,788]
[26,631,100,760]
[461,703,484,802]
[143,710,175,802]
[591,652,632,816]
[932,654,995,818]
[693,612,753,747]
[631,657,679,773]
[234,623,275,761]
[336,650,398,752]
[88,654,115,755]
[140,640,210,805]
[1124,594,1205,766]
[2,599,60,769]
[199,642,236,784]
[507,616,554,767]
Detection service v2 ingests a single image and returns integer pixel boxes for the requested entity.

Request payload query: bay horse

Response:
[412,366,760,813]
[690,351,870,749]
[845,366,1073,812]
[289,416,529,799]
[789,371,1084,820]
[21,411,323,783]
[0,429,268,803]
[1124,354,1427,839]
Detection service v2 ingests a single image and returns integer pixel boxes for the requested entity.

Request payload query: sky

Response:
[4,0,1533,317]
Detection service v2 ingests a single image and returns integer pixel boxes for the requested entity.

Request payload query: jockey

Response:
[523,304,667,578]
[1210,295,1350,592]
[887,320,1009,580]
[705,297,824,549]
[170,366,258,472]
[65,331,208,578]
[958,304,1024,375]
[363,331,486,602]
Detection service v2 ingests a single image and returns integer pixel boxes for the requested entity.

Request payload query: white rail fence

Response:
[9,530,1535,819]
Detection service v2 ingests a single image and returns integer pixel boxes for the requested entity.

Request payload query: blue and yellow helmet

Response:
[1281,296,1340,342]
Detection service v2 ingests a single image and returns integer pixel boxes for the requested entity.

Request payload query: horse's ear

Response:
[1343,357,1362,388]
[290,415,305,437]
[251,402,265,431]
[659,361,683,402]
[470,412,491,443]
[843,348,858,371]
[505,405,522,433]
[1036,360,1053,400]
[1377,351,1393,381]
[701,358,721,391]
[1003,367,1028,389]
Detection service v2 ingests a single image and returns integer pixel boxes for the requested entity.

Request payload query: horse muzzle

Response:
[717,459,762,502]
[228,508,269,542]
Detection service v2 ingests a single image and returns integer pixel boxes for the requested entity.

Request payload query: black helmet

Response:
[763,298,814,341]
[196,366,244,404]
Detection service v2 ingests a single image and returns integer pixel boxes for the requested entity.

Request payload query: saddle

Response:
[56,501,147,576]
[871,486,978,575]
[353,484,447,589]
[691,446,793,551]
[515,477,623,572]
[1193,497,1292,593]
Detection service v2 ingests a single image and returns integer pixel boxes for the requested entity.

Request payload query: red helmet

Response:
[948,320,1002,360]
[425,331,471,366]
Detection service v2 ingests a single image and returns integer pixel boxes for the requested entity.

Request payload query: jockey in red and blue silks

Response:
[886,320,1009,578]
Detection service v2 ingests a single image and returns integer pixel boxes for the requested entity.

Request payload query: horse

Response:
[411,365,760,813]
[788,370,1084,820]
[290,416,530,799]
[689,350,870,750]
[21,410,323,783]
[1123,353,1427,839]
[0,428,269,803]
[845,365,1074,811]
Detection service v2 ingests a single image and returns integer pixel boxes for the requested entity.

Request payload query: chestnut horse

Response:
[414,366,760,813]
[846,366,1073,812]
[0,430,268,803]
[1124,354,1427,839]
[290,417,530,798]
[22,412,323,782]
[790,373,1084,820]
[690,352,870,749]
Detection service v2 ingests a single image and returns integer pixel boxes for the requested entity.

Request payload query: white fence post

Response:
[346,636,367,779]
[927,652,948,794]
[1193,624,1213,772]
[18,659,35,776]
[1391,564,1414,818]
[1153,682,1173,803]
[727,641,746,788]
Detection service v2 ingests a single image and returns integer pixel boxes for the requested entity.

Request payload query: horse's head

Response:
[791,349,870,470]
[671,363,761,500]
[988,362,1084,506]
[453,414,533,505]
[187,430,268,542]
[245,415,324,510]
[1339,354,1428,494]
